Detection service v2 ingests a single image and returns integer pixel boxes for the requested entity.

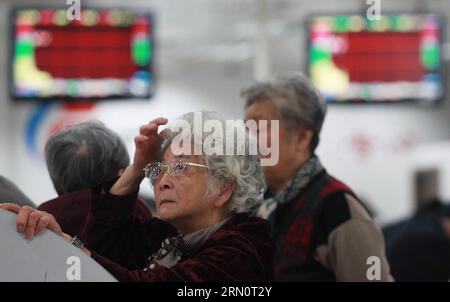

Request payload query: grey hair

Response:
[241,73,327,152]
[45,120,130,195]
[160,111,266,214]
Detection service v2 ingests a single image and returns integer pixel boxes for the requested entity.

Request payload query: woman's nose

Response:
[158,172,174,191]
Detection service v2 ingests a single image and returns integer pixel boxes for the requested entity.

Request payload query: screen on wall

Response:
[10,8,154,101]
[307,14,443,104]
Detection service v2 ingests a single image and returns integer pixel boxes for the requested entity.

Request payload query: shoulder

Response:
[0,176,20,195]
[316,173,369,222]
[317,190,373,241]
[38,189,91,211]
[0,176,35,207]
[209,213,273,252]
[0,175,11,187]
[221,213,272,236]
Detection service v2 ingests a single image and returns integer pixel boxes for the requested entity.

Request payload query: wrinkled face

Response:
[245,99,299,190]
[153,147,217,225]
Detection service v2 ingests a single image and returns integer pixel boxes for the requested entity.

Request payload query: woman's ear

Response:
[294,128,314,153]
[214,181,236,208]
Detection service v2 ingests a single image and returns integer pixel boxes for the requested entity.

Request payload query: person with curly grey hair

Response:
[242,73,393,281]
[1,111,274,282]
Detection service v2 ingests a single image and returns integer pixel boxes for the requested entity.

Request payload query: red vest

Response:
[273,170,359,281]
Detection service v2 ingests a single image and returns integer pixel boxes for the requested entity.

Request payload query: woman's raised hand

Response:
[132,117,168,174]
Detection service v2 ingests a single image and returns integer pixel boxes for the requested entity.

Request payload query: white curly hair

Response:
[160,111,266,213]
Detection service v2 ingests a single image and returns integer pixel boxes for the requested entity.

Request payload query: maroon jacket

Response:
[80,186,275,282]
[37,189,152,239]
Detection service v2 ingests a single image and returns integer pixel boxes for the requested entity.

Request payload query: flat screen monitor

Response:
[10,8,154,101]
[307,14,444,104]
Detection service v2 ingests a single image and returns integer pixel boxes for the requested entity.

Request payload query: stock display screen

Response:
[11,8,154,100]
[308,14,443,103]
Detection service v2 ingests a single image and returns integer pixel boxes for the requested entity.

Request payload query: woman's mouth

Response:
[159,199,175,207]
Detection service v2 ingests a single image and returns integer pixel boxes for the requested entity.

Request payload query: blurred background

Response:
[0,0,449,227]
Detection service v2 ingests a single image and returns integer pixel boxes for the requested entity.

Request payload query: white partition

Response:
[0,209,117,282]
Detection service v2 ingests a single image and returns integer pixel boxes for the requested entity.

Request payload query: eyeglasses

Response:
[143,159,209,185]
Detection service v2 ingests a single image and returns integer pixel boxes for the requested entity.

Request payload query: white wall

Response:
[0,0,449,225]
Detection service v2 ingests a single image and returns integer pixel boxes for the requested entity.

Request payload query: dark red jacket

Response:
[81,186,275,282]
[37,189,152,239]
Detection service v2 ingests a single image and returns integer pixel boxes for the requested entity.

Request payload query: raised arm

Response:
[110,117,168,196]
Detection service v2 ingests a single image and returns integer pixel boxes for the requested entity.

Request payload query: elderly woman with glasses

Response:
[0,111,274,282]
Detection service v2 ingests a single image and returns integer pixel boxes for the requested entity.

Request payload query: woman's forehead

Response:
[162,149,201,163]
